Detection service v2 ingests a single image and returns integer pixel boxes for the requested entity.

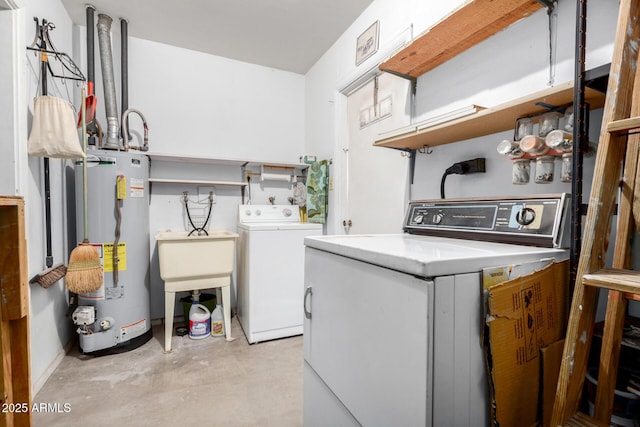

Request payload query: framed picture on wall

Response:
[356,21,379,66]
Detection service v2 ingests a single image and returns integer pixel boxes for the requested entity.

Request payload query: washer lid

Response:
[238,222,323,231]
[304,234,568,277]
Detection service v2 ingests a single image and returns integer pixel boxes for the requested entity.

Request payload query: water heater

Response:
[73,149,152,355]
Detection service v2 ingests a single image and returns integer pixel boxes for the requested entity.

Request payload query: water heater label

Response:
[106,285,124,300]
[103,242,127,272]
[129,178,145,198]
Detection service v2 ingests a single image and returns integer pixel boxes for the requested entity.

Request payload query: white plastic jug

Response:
[211,304,224,337]
[189,303,211,339]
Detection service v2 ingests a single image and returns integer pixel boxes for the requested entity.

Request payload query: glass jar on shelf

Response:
[538,112,561,137]
[563,107,574,133]
[561,153,572,182]
[520,135,549,156]
[516,117,534,140]
[512,158,531,185]
[545,129,573,152]
[497,139,523,158]
[535,156,555,184]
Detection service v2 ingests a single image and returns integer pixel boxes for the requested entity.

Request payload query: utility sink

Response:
[155,229,238,282]
[155,229,238,352]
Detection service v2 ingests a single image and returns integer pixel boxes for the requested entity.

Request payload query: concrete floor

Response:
[33,319,303,427]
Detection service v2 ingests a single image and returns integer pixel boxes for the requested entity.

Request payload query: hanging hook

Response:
[26,17,86,82]
[418,145,433,155]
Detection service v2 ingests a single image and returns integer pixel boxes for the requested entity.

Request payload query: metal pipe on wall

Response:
[97,14,120,150]
[121,17,128,134]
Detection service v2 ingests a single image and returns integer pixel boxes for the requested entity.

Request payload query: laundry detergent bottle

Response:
[211,304,224,337]
[189,303,211,339]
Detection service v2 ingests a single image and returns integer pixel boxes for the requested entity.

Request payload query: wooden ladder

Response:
[551,0,640,425]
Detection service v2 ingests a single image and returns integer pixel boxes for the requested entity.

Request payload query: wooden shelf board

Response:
[379,0,544,79]
[149,178,247,187]
[374,81,607,150]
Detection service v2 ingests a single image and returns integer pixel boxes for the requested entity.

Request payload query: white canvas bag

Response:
[28,95,85,159]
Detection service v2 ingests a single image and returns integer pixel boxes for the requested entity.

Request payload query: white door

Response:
[344,73,412,234]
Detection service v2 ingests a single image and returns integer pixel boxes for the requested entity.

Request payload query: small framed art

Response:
[356,20,379,66]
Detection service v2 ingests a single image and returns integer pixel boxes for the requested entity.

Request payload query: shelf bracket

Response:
[535,0,555,11]
[379,68,417,85]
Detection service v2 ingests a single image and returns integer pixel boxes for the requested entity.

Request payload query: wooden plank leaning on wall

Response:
[0,196,32,427]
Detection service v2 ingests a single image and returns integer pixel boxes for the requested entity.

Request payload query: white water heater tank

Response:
[74,149,152,355]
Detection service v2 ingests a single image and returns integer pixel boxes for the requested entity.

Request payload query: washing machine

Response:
[303,194,571,427]
[237,204,322,343]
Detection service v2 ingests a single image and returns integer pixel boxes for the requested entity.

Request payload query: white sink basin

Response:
[155,229,238,282]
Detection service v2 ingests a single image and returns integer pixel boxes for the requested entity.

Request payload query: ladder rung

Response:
[583,269,640,295]
[564,412,609,427]
[607,116,640,134]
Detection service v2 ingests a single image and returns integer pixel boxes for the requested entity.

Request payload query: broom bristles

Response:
[66,244,103,294]
[30,263,67,288]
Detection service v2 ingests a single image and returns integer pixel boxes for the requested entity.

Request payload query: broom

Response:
[66,86,103,293]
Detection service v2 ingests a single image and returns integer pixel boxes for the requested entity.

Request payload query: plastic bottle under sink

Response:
[189,304,211,339]
[211,304,224,337]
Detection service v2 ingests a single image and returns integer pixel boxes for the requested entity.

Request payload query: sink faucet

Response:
[121,108,149,151]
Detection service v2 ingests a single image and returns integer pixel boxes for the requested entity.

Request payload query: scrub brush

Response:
[29,263,67,288]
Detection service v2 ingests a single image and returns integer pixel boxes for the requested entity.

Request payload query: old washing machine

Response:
[237,204,322,343]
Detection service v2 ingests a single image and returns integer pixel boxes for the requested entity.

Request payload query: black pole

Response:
[121,18,129,139]
[571,0,588,295]
[83,4,96,146]
[40,19,53,268]
[86,6,95,86]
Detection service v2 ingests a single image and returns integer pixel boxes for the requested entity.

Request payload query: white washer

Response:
[303,195,571,427]
[237,204,322,343]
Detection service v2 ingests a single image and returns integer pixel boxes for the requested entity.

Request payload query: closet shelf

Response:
[148,178,246,187]
[147,152,308,170]
[378,0,545,79]
[374,80,607,151]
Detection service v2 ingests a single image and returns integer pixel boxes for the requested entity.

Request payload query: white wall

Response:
[76,26,306,162]
[305,0,636,320]
[305,0,460,233]
[13,0,307,393]
[16,0,78,395]
[75,24,307,319]
[8,0,628,397]
[411,0,617,200]
[0,8,23,196]
[305,0,619,232]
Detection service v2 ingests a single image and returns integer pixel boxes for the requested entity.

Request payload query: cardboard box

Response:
[540,339,565,427]
[485,260,568,427]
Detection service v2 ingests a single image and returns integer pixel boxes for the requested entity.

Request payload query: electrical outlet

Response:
[461,158,486,174]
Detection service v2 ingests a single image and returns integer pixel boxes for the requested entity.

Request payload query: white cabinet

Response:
[303,244,491,426]
[303,247,431,427]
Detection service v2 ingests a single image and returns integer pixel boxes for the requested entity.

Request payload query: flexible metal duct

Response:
[97,14,120,149]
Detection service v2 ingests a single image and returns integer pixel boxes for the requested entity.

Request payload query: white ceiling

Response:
[61,0,374,75]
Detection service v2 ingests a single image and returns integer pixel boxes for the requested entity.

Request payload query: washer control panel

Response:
[239,204,300,223]
[404,194,570,248]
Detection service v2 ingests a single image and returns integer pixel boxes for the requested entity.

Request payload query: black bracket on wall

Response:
[535,0,555,10]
